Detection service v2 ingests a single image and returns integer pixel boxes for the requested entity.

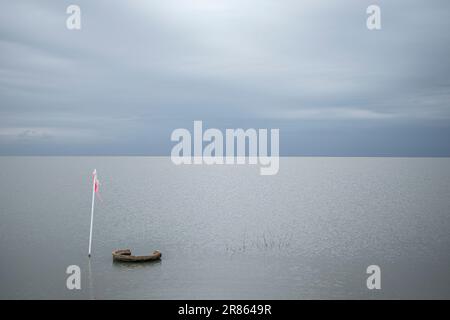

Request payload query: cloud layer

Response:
[1,0,450,155]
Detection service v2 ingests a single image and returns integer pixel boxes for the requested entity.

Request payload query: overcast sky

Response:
[1,0,450,155]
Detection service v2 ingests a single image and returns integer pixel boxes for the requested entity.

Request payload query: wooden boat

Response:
[112,249,161,262]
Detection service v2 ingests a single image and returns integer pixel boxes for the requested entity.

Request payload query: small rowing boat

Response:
[112,249,162,262]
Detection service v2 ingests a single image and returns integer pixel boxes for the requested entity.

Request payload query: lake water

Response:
[0,157,449,299]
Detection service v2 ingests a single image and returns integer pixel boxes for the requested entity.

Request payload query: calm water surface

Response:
[0,157,449,299]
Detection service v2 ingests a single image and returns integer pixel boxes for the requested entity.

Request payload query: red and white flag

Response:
[93,169,99,193]
[92,169,102,201]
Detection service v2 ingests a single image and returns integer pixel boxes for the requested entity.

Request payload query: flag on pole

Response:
[93,169,101,201]
[93,170,99,193]
[88,169,99,257]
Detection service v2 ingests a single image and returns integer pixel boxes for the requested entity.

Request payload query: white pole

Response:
[88,169,96,257]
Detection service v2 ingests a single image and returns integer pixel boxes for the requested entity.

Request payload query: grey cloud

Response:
[0,0,450,155]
